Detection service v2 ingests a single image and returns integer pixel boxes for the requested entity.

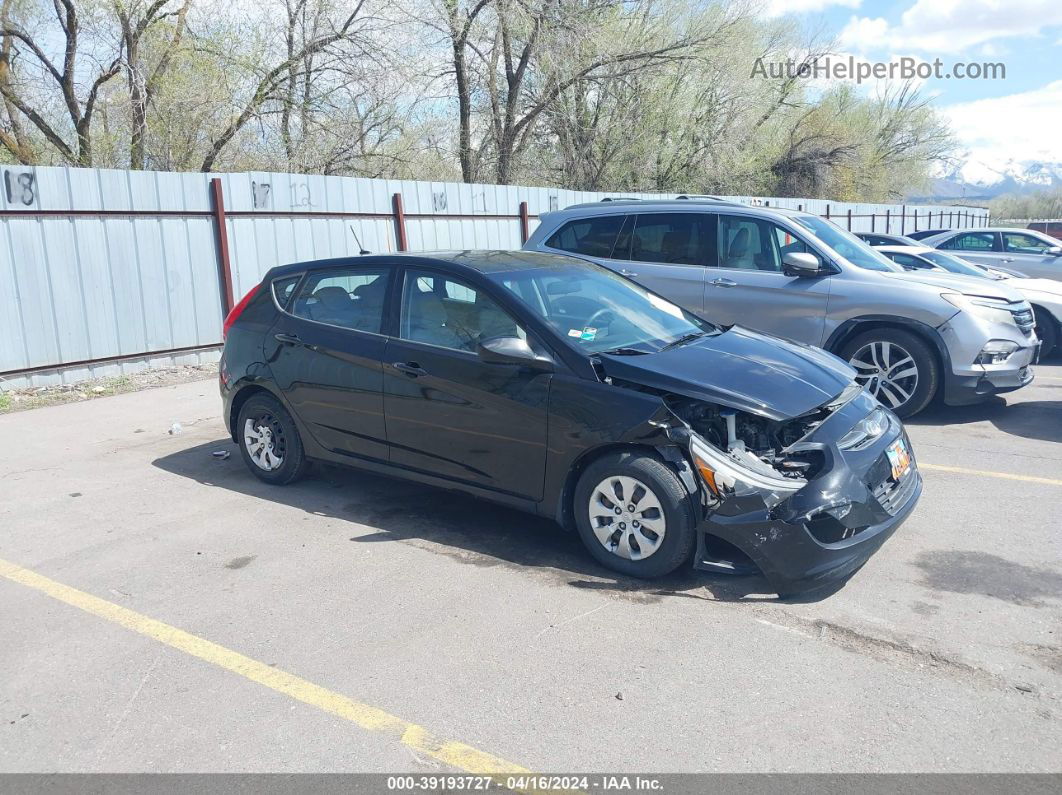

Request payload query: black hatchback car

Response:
[220,250,921,594]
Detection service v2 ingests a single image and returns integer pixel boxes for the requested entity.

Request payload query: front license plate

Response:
[886,438,911,480]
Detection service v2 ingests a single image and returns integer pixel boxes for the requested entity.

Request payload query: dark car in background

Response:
[219,250,921,594]
[907,229,952,241]
[855,232,920,247]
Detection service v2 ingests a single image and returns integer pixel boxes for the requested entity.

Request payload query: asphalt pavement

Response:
[1,363,1060,773]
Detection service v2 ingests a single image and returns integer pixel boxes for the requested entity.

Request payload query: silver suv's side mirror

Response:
[783,252,826,277]
[1046,246,1062,257]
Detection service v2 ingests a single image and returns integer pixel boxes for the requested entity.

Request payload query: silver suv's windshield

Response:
[488,260,716,354]
[793,215,904,273]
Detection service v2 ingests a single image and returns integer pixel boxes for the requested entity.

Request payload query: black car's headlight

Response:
[689,434,806,508]
[837,407,891,451]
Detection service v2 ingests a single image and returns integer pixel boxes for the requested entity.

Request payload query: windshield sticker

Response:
[580,327,597,341]
[567,329,583,337]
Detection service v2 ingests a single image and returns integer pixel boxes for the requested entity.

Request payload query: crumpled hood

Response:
[598,326,856,421]
[883,270,1025,302]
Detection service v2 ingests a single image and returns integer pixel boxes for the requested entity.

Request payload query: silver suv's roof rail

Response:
[563,196,746,212]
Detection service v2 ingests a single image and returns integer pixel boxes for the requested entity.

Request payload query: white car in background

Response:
[877,244,1062,356]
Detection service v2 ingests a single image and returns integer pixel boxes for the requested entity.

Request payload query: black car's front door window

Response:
[399,270,527,353]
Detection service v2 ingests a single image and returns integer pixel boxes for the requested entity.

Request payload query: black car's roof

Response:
[268,249,585,280]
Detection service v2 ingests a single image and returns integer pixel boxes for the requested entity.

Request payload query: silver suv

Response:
[523,199,1038,417]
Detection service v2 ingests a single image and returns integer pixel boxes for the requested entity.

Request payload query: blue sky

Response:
[762,0,1062,170]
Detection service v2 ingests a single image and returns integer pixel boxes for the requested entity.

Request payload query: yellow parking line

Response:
[920,462,1062,486]
[0,557,529,777]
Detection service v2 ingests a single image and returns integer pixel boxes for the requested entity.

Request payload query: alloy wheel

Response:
[848,340,919,410]
[244,414,286,471]
[588,475,667,560]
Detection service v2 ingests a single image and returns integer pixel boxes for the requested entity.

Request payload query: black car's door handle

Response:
[392,361,428,377]
[710,277,737,287]
[274,333,302,345]
[619,268,639,277]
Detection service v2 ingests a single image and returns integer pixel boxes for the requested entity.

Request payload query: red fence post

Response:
[392,192,408,252]
[210,177,235,315]
[519,201,530,244]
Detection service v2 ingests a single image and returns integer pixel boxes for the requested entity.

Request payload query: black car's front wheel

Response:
[840,329,939,418]
[236,393,308,485]
[573,451,697,579]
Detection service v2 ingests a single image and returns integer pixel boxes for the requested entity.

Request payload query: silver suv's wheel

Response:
[848,340,919,410]
[588,475,666,560]
[839,328,939,418]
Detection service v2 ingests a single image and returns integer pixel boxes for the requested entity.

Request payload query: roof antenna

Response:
[349,225,370,255]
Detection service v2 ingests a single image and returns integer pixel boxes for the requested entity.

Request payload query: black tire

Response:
[573,451,697,579]
[1033,307,1058,358]
[236,393,309,485]
[839,328,939,418]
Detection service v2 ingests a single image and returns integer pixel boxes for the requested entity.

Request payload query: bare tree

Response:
[198,0,370,172]
[115,0,192,170]
[0,0,122,166]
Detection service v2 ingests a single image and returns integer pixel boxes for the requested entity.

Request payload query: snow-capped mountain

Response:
[912,159,1062,201]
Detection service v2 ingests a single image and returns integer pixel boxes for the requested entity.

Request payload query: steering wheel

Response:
[583,307,615,330]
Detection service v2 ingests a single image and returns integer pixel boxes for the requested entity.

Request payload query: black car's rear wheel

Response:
[841,329,939,418]
[236,394,308,485]
[573,451,697,578]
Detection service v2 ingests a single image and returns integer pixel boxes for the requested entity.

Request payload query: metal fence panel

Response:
[0,165,990,388]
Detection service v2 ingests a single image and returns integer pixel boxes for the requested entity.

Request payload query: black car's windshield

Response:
[793,215,904,273]
[921,250,1000,279]
[488,261,716,354]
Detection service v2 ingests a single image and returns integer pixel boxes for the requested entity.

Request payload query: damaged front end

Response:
[649,382,919,592]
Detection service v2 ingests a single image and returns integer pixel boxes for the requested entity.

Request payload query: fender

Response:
[824,315,953,374]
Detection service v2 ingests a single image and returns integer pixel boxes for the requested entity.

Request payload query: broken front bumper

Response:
[693,397,922,595]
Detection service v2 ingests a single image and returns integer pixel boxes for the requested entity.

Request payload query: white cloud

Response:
[840,0,1062,54]
[758,0,861,19]
[943,80,1062,166]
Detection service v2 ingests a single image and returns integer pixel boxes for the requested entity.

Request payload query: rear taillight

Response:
[223,283,262,340]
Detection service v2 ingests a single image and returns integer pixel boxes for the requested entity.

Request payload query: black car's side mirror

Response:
[782,252,827,277]
[476,336,554,371]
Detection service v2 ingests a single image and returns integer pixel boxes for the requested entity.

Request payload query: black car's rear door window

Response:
[290,268,389,333]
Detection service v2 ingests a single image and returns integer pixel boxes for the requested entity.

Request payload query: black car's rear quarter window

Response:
[546,215,625,257]
[272,276,301,309]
